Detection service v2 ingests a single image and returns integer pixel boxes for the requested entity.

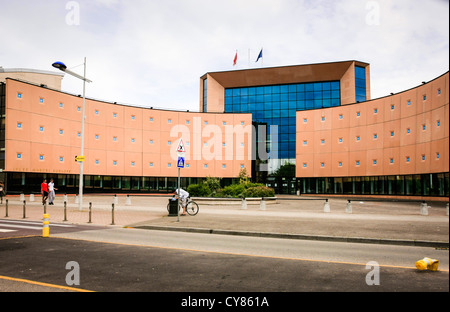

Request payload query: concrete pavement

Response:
[1,194,448,247]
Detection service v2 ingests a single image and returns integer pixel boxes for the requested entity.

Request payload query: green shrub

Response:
[220,183,246,198]
[187,184,211,197]
[242,186,275,198]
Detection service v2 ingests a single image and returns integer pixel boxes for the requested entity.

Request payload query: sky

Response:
[0,0,448,112]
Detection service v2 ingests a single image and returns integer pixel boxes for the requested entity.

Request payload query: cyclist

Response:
[174,188,190,216]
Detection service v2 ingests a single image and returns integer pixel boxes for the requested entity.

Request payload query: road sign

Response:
[75,156,85,162]
[176,139,186,153]
[177,156,185,168]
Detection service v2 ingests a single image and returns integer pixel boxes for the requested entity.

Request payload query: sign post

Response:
[176,139,186,222]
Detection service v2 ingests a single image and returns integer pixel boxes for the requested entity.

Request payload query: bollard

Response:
[420,201,428,216]
[5,199,8,217]
[29,194,35,202]
[43,202,47,214]
[346,200,352,214]
[20,193,25,202]
[111,203,115,225]
[64,193,68,203]
[323,199,330,213]
[42,213,50,238]
[22,200,26,219]
[259,198,266,211]
[75,194,79,204]
[446,203,449,217]
[126,194,131,206]
[241,198,247,210]
[63,200,68,222]
[88,202,92,224]
[113,194,118,205]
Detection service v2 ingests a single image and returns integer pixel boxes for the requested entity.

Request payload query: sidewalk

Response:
[1,194,448,247]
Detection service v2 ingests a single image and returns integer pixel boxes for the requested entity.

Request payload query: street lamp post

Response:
[52,58,92,211]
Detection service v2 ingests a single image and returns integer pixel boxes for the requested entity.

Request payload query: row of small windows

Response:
[15,153,246,169]
[300,153,441,168]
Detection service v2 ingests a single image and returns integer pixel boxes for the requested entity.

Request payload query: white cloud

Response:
[0,0,448,110]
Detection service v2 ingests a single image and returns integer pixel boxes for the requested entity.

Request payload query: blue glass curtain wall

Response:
[224,81,341,160]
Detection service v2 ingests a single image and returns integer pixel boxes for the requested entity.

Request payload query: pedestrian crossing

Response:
[0,219,76,236]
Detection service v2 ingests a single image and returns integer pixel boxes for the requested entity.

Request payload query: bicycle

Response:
[167,197,199,216]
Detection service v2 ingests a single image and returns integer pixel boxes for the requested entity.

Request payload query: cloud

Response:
[0,0,448,110]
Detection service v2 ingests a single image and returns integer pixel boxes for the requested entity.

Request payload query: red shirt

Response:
[41,182,48,193]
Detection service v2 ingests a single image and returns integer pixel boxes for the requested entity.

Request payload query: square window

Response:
[339,114,343,119]
[149,117,153,122]
[40,98,44,103]
[168,141,172,145]
[407,100,411,106]
[113,113,117,118]
[374,108,378,114]
[240,164,244,169]
[422,125,426,131]
[95,134,99,140]
[406,157,410,163]
[95,110,99,115]
[391,105,395,110]
[407,128,411,134]
[422,155,425,161]
[438,89,441,95]
[186,164,190,168]
[373,133,377,139]
[113,160,117,166]
[437,153,440,159]
[96,160,99,165]
[77,132,81,137]
[303,163,307,168]
[77,106,81,112]
[17,153,22,159]
[356,136,360,141]
[423,95,426,101]
[59,103,63,108]
[339,138,343,143]
[150,162,153,167]
[113,137,117,141]
[204,164,208,168]
[437,120,440,126]
[186,120,190,125]
[59,157,64,162]
[241,121,245,125]
[321,139,325,144]
[17,122,22,128]
[131,115,135,120]
[204,121,208,125]
[303,140,307,145]
[321,162,325,167]
[390,131,394,137]
[356,111,360,117]
[17,93,22,98]
[222,164,226,169]
[168,119,172,124]
[39,155,44,161]
[356,161,360,166]
[339,162,343,167]
[40,126,44,132]
[373,160,377,165]
[321,116,325,121]
[222,121,227,125]
[390,158,394,164]
[149,139,153,144]
[59,129,64,135]
[131,138,135,143]
[168,163,172,167]
[303,118,307,123]
[131,161,135,166]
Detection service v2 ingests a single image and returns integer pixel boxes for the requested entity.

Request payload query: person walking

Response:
[41,179,49,205]
[0,181,5,204]
[48,178,57,205]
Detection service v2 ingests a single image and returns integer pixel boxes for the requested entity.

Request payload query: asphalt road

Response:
[0,227,448,294]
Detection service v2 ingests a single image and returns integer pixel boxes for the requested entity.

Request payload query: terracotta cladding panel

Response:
[296,72,449,178]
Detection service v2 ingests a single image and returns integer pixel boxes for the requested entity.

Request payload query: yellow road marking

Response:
[0,275,94,292]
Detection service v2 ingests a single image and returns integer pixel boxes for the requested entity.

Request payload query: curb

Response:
[134,225,449,249]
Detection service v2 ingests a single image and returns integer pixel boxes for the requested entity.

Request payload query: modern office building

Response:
[1,61,448,199]
[201,61,448,198]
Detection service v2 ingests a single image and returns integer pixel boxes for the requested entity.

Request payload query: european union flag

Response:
[256,49,263,62]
